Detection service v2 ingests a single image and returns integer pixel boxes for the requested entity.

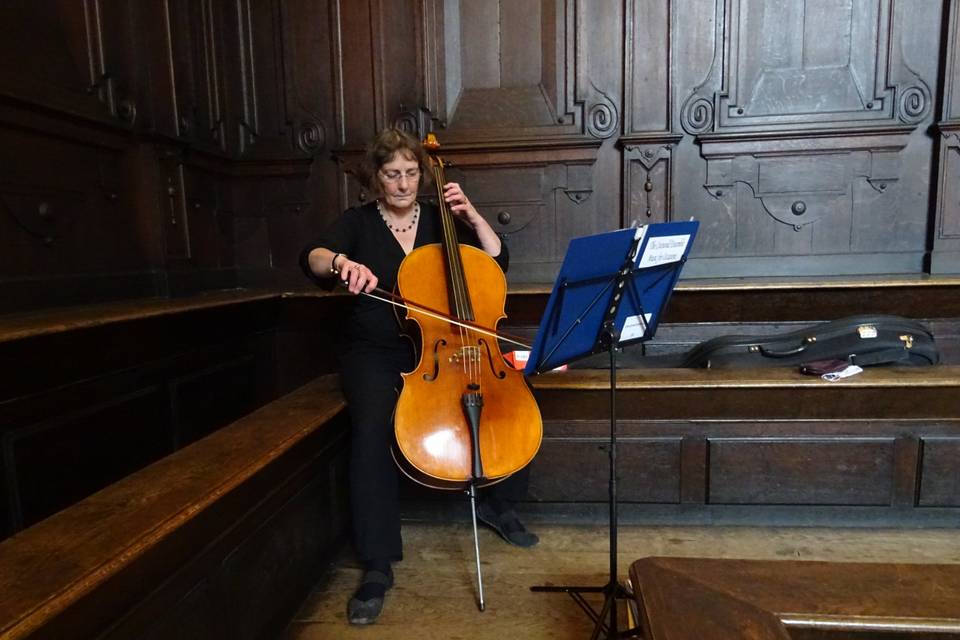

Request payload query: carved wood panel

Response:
[918,436,960,506]
[162,0,227,152]
[528,437,682,503]
[0,1,137,126]
[280,0,336,157]
[933,1,960,273]
[0,125,147,279]
[664,0,943,277]
[421,0,620,142]
[708,437,896,505]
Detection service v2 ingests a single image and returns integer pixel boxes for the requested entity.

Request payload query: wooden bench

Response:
[629,556,960,639]
[525,366,960,525]
[0,290,348,539]
[0,376,348,640]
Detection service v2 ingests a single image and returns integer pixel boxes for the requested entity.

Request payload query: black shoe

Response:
[347,567,394,625]
[477,501,539,548]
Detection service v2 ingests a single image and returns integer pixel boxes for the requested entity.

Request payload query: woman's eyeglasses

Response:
[380,169,421,184]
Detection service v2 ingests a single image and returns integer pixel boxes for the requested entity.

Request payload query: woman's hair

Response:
[362,128,431,192]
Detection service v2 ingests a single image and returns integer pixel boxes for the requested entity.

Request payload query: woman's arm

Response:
[443,182,502,257]
[305,247,378,294]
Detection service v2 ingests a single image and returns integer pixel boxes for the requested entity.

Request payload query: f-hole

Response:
[423,338,447,381]
[478,339,507,379]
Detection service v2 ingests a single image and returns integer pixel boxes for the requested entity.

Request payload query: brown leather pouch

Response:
[799,358,850,376]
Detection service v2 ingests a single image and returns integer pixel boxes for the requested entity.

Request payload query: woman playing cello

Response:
[300,128,537,625]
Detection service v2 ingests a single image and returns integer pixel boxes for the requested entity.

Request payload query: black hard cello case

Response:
[681,315,939,369]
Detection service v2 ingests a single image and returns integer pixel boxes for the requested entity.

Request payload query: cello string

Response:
[360,286,530,348]
[433,161,471,380]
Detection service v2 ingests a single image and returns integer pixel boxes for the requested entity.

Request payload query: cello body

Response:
[392,228,542,490]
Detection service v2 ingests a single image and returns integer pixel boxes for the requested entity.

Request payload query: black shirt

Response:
[300,200,509,352]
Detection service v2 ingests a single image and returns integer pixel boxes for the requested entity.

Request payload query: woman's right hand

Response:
[338,257,378,294]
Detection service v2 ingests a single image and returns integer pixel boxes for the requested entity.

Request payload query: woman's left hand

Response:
[443,182,482,228]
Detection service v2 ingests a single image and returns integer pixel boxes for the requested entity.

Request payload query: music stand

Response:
[526,220,698,640]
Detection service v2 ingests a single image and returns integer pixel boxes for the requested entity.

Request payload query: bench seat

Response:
[629,556,960,639]
[530,365,960,420]
[524,366,960,525]
[0,376,347,640]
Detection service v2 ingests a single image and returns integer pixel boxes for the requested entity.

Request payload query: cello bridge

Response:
[449,345,481,364]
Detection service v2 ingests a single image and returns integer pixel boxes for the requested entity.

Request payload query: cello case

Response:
[681,315,939,369]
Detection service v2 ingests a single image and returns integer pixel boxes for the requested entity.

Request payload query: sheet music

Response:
[637,234,691,268]
[619,313,653,342]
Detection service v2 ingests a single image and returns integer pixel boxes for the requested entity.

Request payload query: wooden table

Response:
[629,557,960,639]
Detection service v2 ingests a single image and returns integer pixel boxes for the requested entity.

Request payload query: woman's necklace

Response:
[377,200,419,233]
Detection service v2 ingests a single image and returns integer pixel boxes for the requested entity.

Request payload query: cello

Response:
[390,134,543,608]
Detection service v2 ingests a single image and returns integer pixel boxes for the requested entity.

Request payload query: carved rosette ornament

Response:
[296,120,325,154]
[392,111,419,136]
[586,85,618,139]
[897,84,931,125]
[680,94,714,135]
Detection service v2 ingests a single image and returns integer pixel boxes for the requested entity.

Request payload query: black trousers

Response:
[338,343,530,564]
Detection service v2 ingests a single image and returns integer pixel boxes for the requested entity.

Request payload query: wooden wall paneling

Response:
[0,2,151,305]
[527,437,681,503]
[333,0,379,146]
[280,0,336,159]
[620,136,683,227]
[158,155,191,259]
[230,0,298,158]
[160,0,228,152]
[330,0,380,211]
[228,178,272,273]
[679,435,707,504]
[171,355,258,448]
[525,415,960,522]
[707,437,897,506]
[917,436,960,506]
[429,0,602,141]
[401,0,619,280]
[671,0,942,279]
[164,0,199,141]
[8,386,171,530]
[178,165,225,271]
[443,162,551,278]
[259,174,313,275]
[933,0,960,273]
[379,0,422,133]
[0,118,165,311]
[418,0,447,131]
[438,142,602,282]
[0,1,131,126]
[135,2,178,139]
[624,0,671,135]
[96,0,142,127]
[570,0,623,242]
[277,0,345,256]
[621,0,682,228]
[891,434,921,508]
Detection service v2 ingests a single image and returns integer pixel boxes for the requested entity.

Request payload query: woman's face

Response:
[377,151,421,212]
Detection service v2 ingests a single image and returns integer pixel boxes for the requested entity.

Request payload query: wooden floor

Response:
[284,518,960,639]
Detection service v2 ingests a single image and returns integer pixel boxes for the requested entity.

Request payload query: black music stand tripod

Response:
[525,222,697,640]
